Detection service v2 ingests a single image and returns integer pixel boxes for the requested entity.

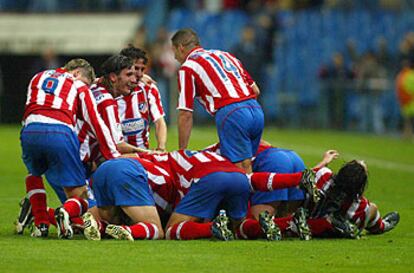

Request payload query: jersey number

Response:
[41,78,59,94]
[204,53,241,82]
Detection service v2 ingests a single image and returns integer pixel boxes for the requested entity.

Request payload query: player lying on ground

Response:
[129,149,318,241]
[236,157,400,241]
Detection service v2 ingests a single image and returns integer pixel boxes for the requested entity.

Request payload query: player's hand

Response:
[140,74,157,85]
[323,150,339,165]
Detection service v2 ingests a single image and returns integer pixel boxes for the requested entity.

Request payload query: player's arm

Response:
[77,86,120,159]
[176,68,196,150]
[251,82,260,96]
[148,84,168,151]
[178,110,193,150]
[154,118,167,151]
[98,100,145,154]
[313,150,339,171]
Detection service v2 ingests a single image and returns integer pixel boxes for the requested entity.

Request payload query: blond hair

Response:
[64,58,96,84]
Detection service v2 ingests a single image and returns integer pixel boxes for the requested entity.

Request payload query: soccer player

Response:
[118,45,168,151]
[78,54,144,164]
[238,158,400,240]
[138,149,317,241]
[171,28,264,173]
[20,59,120,238]
[90,157,164,241]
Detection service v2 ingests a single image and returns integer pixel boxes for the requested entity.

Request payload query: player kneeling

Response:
[91,158,164,241]
[165,171,250,241]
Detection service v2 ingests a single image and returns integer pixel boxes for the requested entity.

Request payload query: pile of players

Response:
[16,28,400,241]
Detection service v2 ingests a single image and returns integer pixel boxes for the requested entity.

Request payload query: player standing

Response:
[118,45,168,151]
[171,28,264,172]
[20,59,120,238]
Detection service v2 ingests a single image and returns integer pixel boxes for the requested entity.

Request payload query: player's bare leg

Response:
[103,206,163,241]
[250,203,280,220]
[285,200,303,216]
[120,205,164,239]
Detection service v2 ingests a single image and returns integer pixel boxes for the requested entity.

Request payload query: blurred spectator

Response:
[130,25,147,49]
[231,25,265,89]
[375,36,394,73]
[355,51,389,133]
[30,47,61,75]
[149,27,178,79]
[398,32,414,70]
[344,39,361,68]
[395,57,414,139]
[319,52,355,129]
[246,0,280,64]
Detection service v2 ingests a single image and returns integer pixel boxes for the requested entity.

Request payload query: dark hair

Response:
[334,160,368,202]
[171,28,200,48]
[100,55,133,76]
[120,45,148,64]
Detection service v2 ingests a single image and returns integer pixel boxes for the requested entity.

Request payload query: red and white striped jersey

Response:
[23,68,120,160]
[177,47,256,115]
[117,81,165,149]
[77,82,123,163]
[140,150,244,195]
[315,167,372,229]
[130,157,179,215]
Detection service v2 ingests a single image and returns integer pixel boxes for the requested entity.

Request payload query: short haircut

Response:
[171,28,200,48]
[64,58,96,83]
[100,54,133,76]
[120,45,148,64]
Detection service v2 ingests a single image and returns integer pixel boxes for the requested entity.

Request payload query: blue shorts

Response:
[175,172,250,220]
[20,123,85,188]
[251,148,305,205]
[92,158,154,207]
[215,99,264,163]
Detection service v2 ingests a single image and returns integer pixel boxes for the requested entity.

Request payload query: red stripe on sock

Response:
[63,197,88,218]
[237,218,262,239]
[26,175,49,226]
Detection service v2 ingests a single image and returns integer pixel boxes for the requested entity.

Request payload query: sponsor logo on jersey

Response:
[121,118,147,135]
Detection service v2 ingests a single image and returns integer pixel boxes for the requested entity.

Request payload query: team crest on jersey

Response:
[138,102,147,112]
[183,150,197,157]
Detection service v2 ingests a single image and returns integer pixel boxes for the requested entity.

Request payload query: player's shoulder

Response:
[315,167,333,180]
[90,83,113,103]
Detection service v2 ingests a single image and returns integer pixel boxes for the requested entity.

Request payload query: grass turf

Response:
[0,125,413,273]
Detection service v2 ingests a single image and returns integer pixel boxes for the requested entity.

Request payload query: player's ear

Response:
[108,72,117,83]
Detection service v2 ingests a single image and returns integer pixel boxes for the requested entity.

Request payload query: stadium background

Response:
[0,0,413,135]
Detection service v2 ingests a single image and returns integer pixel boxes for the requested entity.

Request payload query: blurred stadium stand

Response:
[0,0,413,134]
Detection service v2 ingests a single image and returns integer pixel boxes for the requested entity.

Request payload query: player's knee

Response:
[156,226,165,239]
[64,185,88,199]
[369,203,378,220]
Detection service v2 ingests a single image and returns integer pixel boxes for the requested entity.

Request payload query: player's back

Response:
[23,68,85,126]
[183,48,256,110]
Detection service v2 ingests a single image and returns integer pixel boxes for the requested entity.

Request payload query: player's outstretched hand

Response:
[323,150,339,165]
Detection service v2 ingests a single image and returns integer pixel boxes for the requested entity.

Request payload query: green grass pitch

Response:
[0,125,413,273]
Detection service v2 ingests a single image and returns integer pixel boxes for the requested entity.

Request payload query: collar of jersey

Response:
[184,46,203,62]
